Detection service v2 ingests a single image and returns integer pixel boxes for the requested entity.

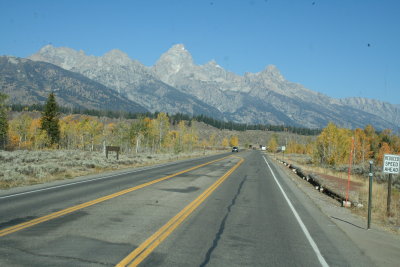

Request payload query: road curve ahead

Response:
[0,151,373,266]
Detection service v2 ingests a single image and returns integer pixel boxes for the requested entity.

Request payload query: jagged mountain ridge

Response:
[0,56,148,113]
[29,44,399,130]
[338,97,400,129]
[30,45,224,118]
[152,44,398,130]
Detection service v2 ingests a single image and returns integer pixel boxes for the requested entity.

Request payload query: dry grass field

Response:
[0,149,222,189]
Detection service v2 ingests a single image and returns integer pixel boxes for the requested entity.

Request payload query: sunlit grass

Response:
[0,149,222,189]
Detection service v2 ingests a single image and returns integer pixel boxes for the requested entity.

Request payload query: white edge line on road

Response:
[0,155,220,200]
[263,156,329,267]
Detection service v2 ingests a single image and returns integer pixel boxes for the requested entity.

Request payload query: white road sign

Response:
[383,154,400,174]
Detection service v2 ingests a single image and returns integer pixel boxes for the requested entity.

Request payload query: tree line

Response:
[9,103,321,136]
[0,92,241,153]
[192,114,320,135]
[282,122,400,167]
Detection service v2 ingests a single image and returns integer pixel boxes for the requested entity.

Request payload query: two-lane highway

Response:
[0,153,232,231]
[0,151,374,266]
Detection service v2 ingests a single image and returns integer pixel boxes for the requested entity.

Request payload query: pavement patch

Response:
[160,186,200,193]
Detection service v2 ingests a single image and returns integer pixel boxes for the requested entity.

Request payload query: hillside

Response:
[0,56,148,113]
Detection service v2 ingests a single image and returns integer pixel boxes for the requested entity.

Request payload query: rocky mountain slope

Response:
[29,45,224,118]
[28,44,399,130]
[0,56,148,113]
[151,45,398,130]
[338,98,400,129]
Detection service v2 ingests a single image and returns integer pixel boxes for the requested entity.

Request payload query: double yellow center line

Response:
[0,155,232,237]
[116,157,244,267]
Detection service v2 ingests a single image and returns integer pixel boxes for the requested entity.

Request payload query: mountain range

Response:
[0,56,147,113]
[1,44,399,131]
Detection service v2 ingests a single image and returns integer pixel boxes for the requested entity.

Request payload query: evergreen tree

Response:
[0,93,9,149]
[40,92,60,145]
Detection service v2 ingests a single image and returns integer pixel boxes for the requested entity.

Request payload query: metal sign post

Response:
[387,173,392,216]
[368,160,373,229]
[383,154,400,216]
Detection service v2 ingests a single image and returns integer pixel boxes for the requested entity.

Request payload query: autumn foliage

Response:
[286,122,400,167]
[6,111,234,154]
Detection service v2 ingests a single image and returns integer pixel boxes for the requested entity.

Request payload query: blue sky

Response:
[1,0,399,104]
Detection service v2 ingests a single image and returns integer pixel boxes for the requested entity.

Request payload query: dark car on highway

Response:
[232,146,239,152]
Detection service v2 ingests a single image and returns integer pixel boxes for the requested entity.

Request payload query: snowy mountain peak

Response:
[257,64,285,81]
[38,44,54,53]
[170,43,186,51]
[205,60,222,68]
[29,45,85,70]
[161,43,193,65]
[153,44,195,82]
[104,49,128,58]
[103,49,131,65]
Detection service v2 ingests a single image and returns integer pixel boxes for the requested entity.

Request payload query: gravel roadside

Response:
[275,155,400,267]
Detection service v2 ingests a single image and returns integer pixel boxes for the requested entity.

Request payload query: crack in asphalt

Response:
[199,174,248,267]
[3,245,112,266]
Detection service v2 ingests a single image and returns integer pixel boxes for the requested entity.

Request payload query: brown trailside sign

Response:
[106,146,120,160]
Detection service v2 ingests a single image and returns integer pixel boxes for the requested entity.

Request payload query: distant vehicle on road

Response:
[261,146,266,151]
[232,146,239,152]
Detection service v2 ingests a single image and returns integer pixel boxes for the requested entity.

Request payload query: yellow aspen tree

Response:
[115,121,130,152]
[167,130,180,154]
[7,122,20,148]
[335,128,352,165]
[221,137,229,147]
[183,129,198,152]
[86,117,103,151]
[377,142,391,166]
[27,118,40,149]
[209,133,217,147]
[12,114,33,148]
[314,122,340,165]
[229,136,239,147]
[162,130,174,151]
[353,128,372,164]
[286,140,297,154]
[100,122,116,152]
[177,120,187,151]
[76,116,89,150]
[150,113,170,151]
[59,115,79,149]
[305,142,314,155]
[28,118,49,149]
[392,135,400,154]
[142,117,153,152]
[364,124,379,158]
[267,136,278,152]
[200,138,209,148]
[148,118,159,153]
[130,117,148,153]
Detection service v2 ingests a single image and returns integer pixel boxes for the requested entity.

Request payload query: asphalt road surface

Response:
[0,151,374,266]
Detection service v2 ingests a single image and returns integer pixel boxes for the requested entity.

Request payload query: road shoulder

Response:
[269,153,400,267]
